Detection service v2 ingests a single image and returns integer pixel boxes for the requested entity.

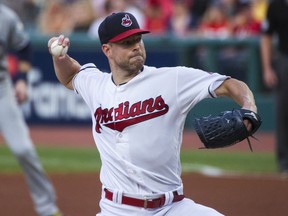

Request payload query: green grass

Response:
[0,145,277,174]
[0,146,101,173]
[181,150,277,174]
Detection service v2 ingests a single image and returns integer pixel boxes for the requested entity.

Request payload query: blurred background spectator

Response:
[37,0,75,35]
[197,1,232,39]
[90,0,106,19]
[168,0,198,37]
[143,0,173,34]
[70,0,95,32]
[231,0,261,38]
[189,0,212,28]
[37,0,95,35]
[1,0,42,31]
[88,0,144,38]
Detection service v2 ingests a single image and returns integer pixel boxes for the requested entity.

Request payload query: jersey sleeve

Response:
[176,66,229,114]
[72,63,105,110]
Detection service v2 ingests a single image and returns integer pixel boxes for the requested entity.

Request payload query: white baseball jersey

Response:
[73,64,228,195]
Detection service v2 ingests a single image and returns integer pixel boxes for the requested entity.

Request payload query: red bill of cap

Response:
[109,29,150,43]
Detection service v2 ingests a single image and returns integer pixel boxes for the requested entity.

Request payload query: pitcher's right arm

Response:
[48,35,81,90]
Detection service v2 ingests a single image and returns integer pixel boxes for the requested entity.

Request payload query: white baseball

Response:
[50,39,68,57]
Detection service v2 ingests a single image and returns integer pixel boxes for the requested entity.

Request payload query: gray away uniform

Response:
[0,4,60,216]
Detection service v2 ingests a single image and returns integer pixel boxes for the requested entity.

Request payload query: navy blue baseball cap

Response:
[98,12,150,45]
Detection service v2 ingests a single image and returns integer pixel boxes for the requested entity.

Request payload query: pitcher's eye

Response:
[122,40,133,46]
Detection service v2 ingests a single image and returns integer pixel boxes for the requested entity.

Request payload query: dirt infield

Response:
[1,172,288,216]
[1,126,287,216]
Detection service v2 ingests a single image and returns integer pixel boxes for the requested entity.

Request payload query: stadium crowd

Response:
[1,0,268,39]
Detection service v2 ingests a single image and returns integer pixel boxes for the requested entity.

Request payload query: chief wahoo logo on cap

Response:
[121,14,132,27]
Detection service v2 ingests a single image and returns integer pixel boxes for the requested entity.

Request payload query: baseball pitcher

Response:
[48,12,258,216]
